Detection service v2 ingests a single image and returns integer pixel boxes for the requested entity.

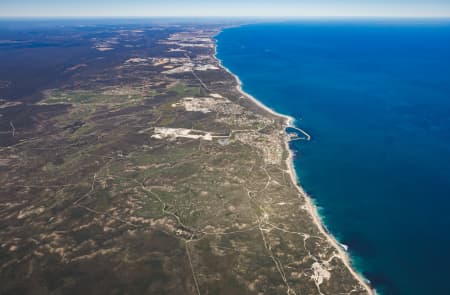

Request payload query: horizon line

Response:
[1,15,450,19]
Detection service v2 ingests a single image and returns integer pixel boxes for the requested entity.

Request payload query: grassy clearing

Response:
[167,83,203,98]
[43,90,144,105]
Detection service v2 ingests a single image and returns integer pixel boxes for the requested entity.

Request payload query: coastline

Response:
[213,29,376,295]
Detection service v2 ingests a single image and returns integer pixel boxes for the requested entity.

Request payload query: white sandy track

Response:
[213,29,376,295]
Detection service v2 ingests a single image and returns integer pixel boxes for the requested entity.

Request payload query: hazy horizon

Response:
[1,0,450,18]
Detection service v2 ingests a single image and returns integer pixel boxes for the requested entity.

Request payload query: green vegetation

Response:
[168,82,203,97]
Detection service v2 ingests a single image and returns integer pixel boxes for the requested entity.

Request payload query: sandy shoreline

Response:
[213,30,376,295]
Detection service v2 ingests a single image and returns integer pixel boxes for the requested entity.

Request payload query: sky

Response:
[1,0,450,18]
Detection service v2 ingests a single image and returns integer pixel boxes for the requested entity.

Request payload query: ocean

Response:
[216,20,450,295]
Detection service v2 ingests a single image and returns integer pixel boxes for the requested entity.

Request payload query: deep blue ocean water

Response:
[216,20,450,295]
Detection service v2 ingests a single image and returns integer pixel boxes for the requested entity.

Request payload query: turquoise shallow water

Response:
[216,20,450,295]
